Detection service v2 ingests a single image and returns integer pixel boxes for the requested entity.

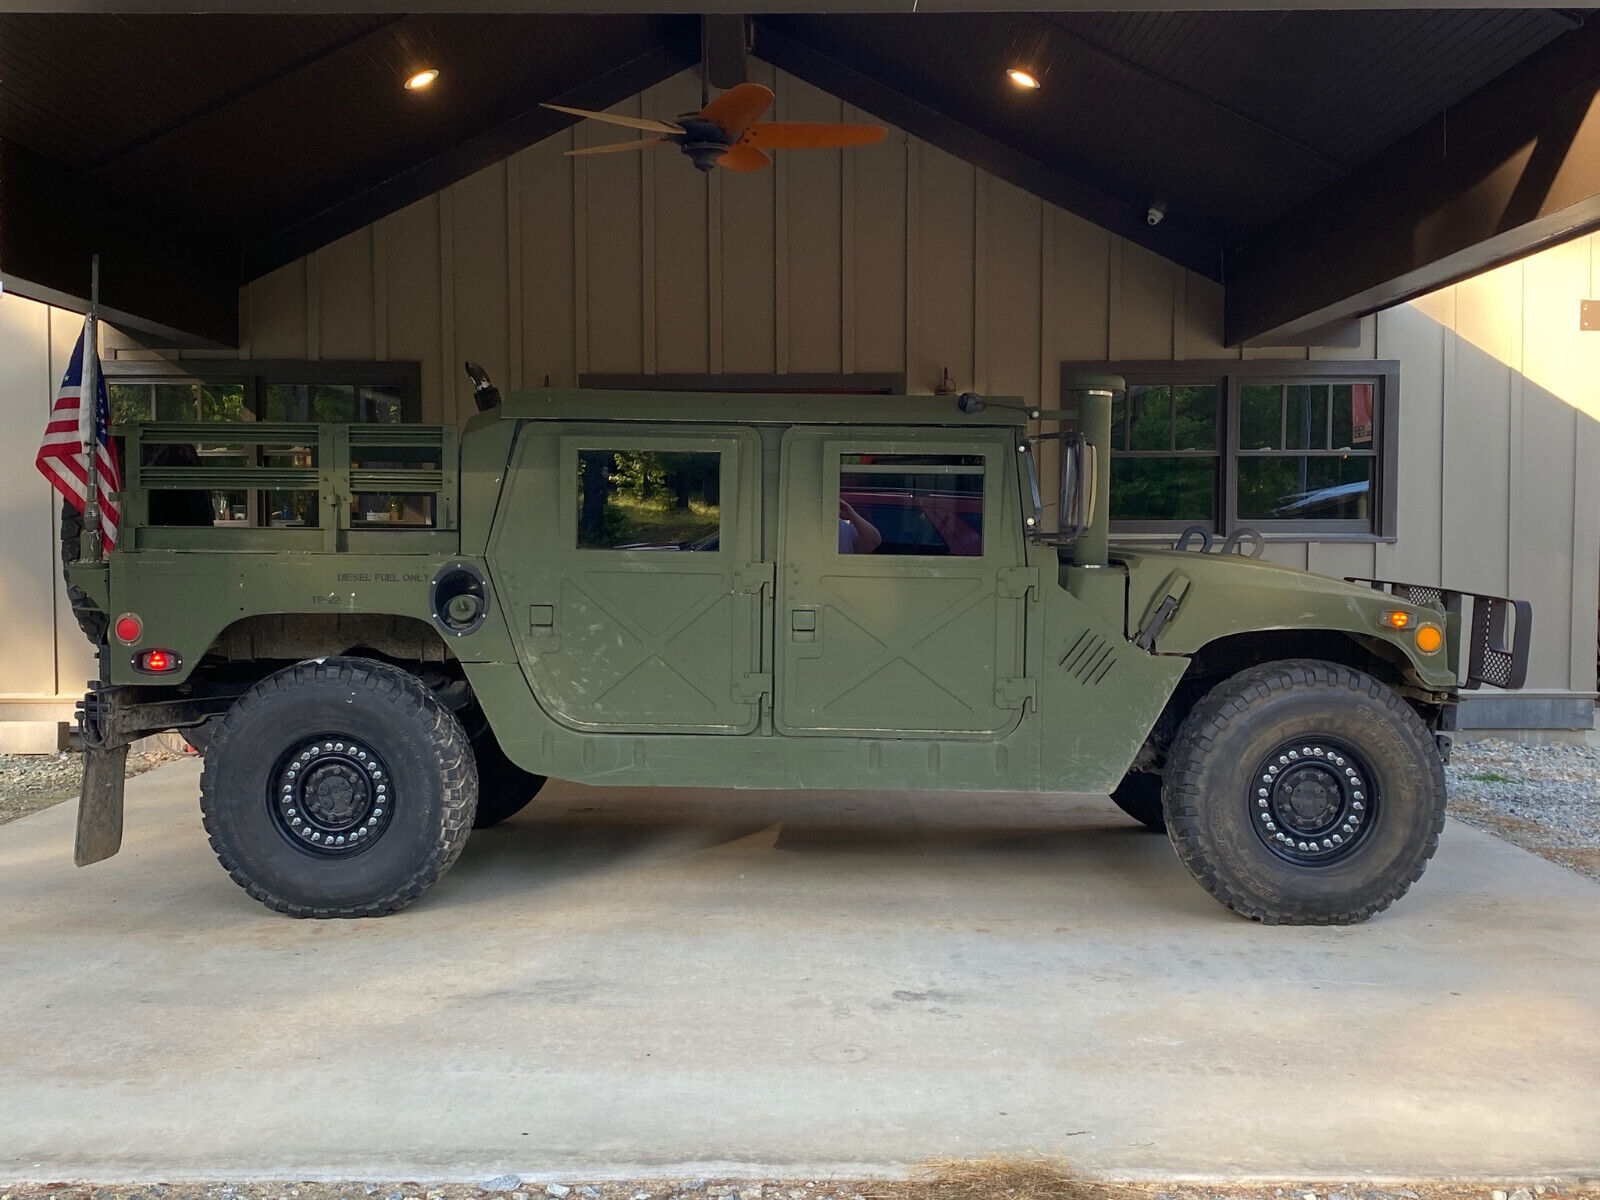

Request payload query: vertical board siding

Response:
[448,163,511,421]
[1374,304,1446,587]
[582,94,646,378]
[378,195,444,421]
[1518,242,1583,690]
[913,143,977,396]
[1445,263,1520,599]
[781,76,844,374]
[648,74,712,376]
[979,176,1043,404]
[314,228,376,361]
[218,68,1600,704]
[0,294,61,705]
[517,134,577,390]
[851,116,908,376]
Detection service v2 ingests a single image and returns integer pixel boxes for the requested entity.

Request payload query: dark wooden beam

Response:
[703,14,750,89]
[1225,20,1600,347]
[242,36,697,281]
[0,137,239,347]
[19,1,1587,12]
[753,23,1223,281]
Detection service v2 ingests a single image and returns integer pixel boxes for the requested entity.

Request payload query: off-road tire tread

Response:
[60,500,109,644]
[199,658,476,918]
[1163,658,1446,925]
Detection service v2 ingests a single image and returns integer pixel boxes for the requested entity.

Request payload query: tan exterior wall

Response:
[3,63,1595,743]
[0,290,102,748]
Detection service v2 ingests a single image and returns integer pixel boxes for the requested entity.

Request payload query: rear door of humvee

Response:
[489,423,767,734]
[774,426,1030,738]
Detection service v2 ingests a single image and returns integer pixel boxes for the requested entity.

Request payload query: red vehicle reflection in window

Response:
[840,488,982,556]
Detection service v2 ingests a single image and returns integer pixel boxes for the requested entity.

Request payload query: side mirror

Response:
[1058,431,1097,539]
[1020,431,1096,543]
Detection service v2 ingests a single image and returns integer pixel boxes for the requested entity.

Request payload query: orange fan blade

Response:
[746,122,888,150]
[717,141,772,172]
[699,83,774,139]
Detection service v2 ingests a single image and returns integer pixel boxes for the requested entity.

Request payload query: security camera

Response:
[1147,201,1167,227]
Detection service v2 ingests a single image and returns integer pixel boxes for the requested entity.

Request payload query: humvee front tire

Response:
[1164,659,1445,925]
[200,658,477,917]
[1110,772,1166,832]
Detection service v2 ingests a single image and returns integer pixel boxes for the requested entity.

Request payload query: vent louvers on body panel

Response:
[1061,628,1118,685]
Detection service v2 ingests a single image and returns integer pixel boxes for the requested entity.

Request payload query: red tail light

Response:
[133,649,181,674]
[114,614,143,643]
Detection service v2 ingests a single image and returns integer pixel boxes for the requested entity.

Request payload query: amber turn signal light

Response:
[1415,623,1444,654]
[1379,610,1411,630]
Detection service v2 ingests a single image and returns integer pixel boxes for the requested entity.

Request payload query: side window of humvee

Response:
[576,448,722,551]
[837,453,984,557]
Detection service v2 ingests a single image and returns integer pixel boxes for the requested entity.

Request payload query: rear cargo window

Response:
[838,454,984,557]
[576,449,721,551]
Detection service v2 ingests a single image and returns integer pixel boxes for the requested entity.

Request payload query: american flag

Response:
[35,323,123,551]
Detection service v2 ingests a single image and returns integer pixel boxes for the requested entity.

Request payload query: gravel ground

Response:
[1446,738,1600,882]
[0,1175,1591,1200]
[0,746,183,826]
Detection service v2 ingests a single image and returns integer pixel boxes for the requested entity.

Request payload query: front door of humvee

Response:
[774,427,1030,738]
[490,424,766,734]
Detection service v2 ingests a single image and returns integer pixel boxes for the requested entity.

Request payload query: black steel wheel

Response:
[200,657,477,917]
[269,735,396,855]
[1250,738,1376,865]
[1110,772,1166,832]
[1164,659,1446,924]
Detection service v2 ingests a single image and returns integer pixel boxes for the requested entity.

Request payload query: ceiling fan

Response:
[542,82,887,174]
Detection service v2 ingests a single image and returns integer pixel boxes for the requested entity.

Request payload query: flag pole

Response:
[80,255,101,563]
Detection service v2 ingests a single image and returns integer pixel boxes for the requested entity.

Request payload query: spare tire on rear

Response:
[59,500,107,644]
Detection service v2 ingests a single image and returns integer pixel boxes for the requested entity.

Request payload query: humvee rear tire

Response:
[1164,659,1445,925]
[1110,772,1166,832]
[199,657,477,918]
[470,722,547,829]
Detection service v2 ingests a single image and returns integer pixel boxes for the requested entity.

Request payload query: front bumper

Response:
[1347,578,1533,691]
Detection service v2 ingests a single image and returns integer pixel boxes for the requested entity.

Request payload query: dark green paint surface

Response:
[86,388,1459,795]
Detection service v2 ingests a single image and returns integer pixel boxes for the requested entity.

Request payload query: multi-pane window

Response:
[1109,384,1220,525]
[1236,382,1377,524]
[105,362,421,530]
[1067,361,1396,539]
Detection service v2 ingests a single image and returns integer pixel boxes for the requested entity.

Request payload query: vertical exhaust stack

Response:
[1063,373,1123,568]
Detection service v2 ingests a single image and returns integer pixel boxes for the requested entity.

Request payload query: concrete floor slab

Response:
[1,761,1598,1182]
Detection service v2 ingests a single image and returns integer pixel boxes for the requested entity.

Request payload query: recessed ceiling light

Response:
[1007,67,1041,90]
[404,68,439,91]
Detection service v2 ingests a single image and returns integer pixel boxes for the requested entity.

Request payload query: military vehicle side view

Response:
[63,370,1532,923]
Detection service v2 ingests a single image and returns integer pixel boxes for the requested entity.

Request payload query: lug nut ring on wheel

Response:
[1250,738,1377,866]
[270,736,393,857]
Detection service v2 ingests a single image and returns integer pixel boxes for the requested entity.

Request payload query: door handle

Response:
[790,608,817,641]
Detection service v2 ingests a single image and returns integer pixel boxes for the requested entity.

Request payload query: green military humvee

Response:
[64,369,1531,923]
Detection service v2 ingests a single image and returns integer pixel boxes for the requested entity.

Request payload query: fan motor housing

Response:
[676,117,732,172]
